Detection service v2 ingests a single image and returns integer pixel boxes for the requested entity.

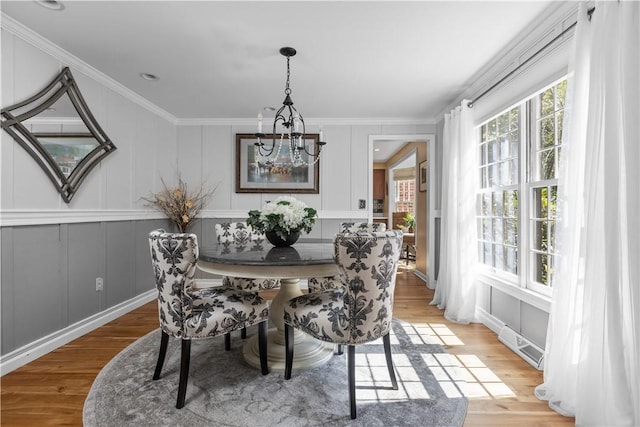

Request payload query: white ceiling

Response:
[1,0,552,160]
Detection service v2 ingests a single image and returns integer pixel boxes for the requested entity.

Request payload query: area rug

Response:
[84,319,468,426]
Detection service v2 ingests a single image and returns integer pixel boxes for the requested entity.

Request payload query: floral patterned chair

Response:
[215,222,281,292]
[149,229,269,409]
[307,222,387,293]
[283,230,403,419]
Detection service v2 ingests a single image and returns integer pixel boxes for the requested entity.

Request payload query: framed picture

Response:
[235,133,320,193]
[419,160,427,192]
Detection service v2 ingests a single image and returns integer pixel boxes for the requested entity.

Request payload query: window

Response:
[395,179,415,212]
[477,79,566,295]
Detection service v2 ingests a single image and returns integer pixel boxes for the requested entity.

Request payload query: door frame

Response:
[368,134,436,286]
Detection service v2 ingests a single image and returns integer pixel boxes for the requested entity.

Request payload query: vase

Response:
[265,231,300,247]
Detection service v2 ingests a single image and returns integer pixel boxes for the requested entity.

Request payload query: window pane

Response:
[540,117,555,148]
[505,219,518,245]
[488,119,496,139]
[535,253,549,285]
[510,108,520,130]
[540,88,554,116]
[533,220,548,251]
[493,218,503,242]
[539,149,555,180]
[482,193,491,215]
[488,140,498,163]
[557,111,564,143]
[499,136,510,160]
[549,186,557,219]
[506,247,517,274]
[492,192,503,216]
[483,242,492,265]
[533,187,548,219]
[494,244,504,269]
[555,80,567,109]
[504,190,518,217]
[498,113,509,135]
[483,218,492,240]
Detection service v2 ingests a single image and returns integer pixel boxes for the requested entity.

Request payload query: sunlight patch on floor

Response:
[354,322,515,404]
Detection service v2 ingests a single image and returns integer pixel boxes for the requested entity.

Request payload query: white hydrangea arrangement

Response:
[247,196,317,239]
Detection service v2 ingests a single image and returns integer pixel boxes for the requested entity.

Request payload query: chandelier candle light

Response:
[254,47,326,168]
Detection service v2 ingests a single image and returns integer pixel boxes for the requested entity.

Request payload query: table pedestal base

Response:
[243,328,335,372]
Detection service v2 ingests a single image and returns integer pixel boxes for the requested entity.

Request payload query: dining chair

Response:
[215,222,281,292]
[149,229,269,409]
[307,222,386,293]
[284,230,403,419]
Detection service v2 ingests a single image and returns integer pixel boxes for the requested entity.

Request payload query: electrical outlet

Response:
[96,277,104,292]
[358,199,366,209]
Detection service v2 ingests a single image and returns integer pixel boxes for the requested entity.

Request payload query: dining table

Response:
[198,239,339,372]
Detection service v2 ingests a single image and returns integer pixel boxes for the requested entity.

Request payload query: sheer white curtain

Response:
[535,2,640,425]
[431,101,477,324]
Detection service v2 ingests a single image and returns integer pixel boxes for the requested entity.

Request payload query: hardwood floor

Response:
[0,267,574,426]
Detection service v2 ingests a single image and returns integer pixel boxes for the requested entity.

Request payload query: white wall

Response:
[176,122,436,239]
[0,27,177,214]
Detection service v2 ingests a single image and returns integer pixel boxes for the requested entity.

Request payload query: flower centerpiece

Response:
[143,175,216,233]
[247,196,317,247]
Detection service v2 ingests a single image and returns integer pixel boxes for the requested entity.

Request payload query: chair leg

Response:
[284,323,294,380]
[383,332,398,390]
[348,345,357,419]
[176,339,191,409]
[241,327,247,339]
[336,344,344,355]
[258,321,268,375]
[224,332,231,351]
[153,330,169,380]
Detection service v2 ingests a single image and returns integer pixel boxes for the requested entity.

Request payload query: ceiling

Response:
[1,1,552,160]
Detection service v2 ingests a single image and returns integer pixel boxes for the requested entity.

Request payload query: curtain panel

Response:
[535,3,640,425]
[431,100,478,324]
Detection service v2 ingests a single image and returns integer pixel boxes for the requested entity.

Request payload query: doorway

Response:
[368,134,435,286]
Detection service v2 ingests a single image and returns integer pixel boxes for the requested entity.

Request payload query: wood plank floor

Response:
[1,267,575,426]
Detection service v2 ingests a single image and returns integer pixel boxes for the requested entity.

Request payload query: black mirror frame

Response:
[1,67,117,203]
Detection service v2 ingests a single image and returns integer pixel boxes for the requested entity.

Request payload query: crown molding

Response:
[175,116,436,127]
[435,1,578,122]
[1,12,177,125]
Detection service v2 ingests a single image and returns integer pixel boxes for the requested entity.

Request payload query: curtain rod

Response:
[468,7,595,108]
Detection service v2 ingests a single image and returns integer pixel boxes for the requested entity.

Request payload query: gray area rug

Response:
[84,319,468,426]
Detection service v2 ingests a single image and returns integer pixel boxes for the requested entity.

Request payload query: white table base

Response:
[243,277,335,372]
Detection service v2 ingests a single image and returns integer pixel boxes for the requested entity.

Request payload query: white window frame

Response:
[476,77,567,303]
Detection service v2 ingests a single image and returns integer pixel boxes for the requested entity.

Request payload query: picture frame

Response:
[419,160,427,192]
[235,133,320,193]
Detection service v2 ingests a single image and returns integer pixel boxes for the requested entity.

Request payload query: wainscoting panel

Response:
[2,225,65,352]
[105,221,135,309]
[0,219,166,357]
[68,222,104,324]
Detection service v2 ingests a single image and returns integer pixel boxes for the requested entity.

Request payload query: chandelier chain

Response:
[285,56,291,95]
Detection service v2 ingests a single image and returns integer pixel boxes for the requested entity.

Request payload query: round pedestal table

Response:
[198,240,338,372]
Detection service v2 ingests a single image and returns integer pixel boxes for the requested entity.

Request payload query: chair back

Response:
[149,229,198,338]
[334,230,403,343]
[215,222,264,245]
[339,222,386,234]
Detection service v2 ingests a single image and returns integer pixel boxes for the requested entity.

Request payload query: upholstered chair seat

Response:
[149,229,269,409]
[284,230,403,419]
[307,222,387,293]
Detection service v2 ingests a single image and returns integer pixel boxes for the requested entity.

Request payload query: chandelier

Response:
[255,47,326,167]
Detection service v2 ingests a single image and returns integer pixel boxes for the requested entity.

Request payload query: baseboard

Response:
[414,269,428,284]
[0,290,156,376]
[476,307,505,335]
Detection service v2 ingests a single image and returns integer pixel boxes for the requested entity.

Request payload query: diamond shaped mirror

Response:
[1,67,117,203]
